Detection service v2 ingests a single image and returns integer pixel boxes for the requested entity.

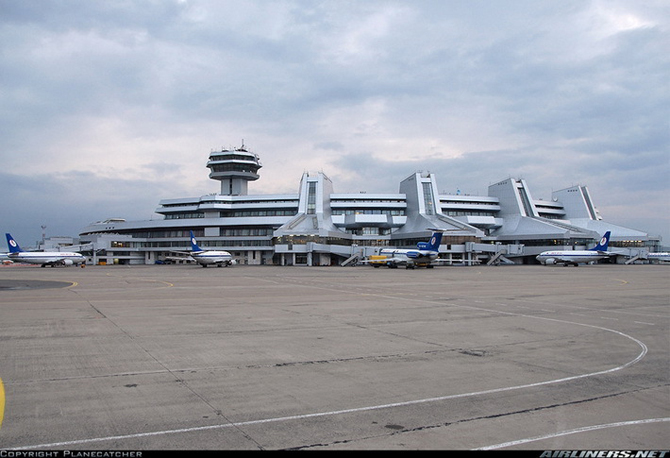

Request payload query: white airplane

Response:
[536,231,613,266]
[5,233,86,267]
[647,252,670,262]
[180,231,236,268]
[366,229,446,269]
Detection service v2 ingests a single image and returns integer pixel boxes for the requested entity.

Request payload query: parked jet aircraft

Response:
[179,231,236,267]
[5,233,86,267]
[367,229,445,269]
[536,231,613,266]
[647,252,670,262]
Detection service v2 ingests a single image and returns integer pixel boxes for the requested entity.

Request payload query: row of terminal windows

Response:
[161,203,200,208]
[133,230,197,238]
[345,227,393,236]
[274,235,352,246]
[142,240,273,248]
[200,199,298,205]
[220,228,275,236]
[161,199,298,208]
[332,209,406,216]
[160,204,516,219]
[440,200,498,205]
[121,229,277,239]
[157,210,295,219]
[613,240,647,248]
[165,213,205,219]
[195,240,273,247]
[330,199,405,204]
[161,210,516,219]
[220,210,297,217]
[161,209,509,219]
[444,211,496,217]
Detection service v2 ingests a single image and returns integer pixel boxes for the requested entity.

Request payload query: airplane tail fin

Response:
[417,230,444,251]
[189,231,202,252]
[5,233,23,253]
[590,231,611,251]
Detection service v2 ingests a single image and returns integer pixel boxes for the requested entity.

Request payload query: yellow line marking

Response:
[0,376,5,429]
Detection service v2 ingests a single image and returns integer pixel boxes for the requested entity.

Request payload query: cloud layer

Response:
[1,0,668,246]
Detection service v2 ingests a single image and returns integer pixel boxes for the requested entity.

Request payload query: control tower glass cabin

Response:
[206,144,262,196]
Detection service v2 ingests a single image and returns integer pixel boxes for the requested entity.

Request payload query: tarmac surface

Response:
[0,263,668,451]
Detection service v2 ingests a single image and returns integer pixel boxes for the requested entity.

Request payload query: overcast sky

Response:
[1,0,668,248]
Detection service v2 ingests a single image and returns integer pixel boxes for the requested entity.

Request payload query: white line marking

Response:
[6,303,651,450]
[475,417,670,450]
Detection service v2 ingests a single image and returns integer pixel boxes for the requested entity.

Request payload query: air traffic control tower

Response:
[206,143,262,196]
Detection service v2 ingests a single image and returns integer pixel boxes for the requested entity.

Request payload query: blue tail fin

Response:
[189,231,202,251]
[589,231,611,251]
[5,233,23,253]
[417,231,444,251]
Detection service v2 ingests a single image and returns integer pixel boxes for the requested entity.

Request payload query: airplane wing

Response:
[385,257,408,264]
[552,255,570,262]
[42,257,73,266]
[361,256,407,265]
[164,255,195,262]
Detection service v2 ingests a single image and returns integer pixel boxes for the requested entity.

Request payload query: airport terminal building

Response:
[77,145,661,266]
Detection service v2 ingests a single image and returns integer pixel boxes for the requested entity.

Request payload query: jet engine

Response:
[62,259,74,266]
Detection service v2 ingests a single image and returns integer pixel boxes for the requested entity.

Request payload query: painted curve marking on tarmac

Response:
[7,312,651,451]
[476,417,670,450]
[0,280,76,290]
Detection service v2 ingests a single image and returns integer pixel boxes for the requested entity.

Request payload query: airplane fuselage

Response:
[536,231,612,266]
[648,252,670,262]
[535,250,609,266]
[5,233,86,267]
[191,250,234,267]
[380,248,438,260]
[377,248,439,268]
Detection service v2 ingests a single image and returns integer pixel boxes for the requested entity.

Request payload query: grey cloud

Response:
[0,170,191,246]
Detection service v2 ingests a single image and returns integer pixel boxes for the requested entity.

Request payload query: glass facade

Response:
[307,182,317,214]
[422,182,435,215]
